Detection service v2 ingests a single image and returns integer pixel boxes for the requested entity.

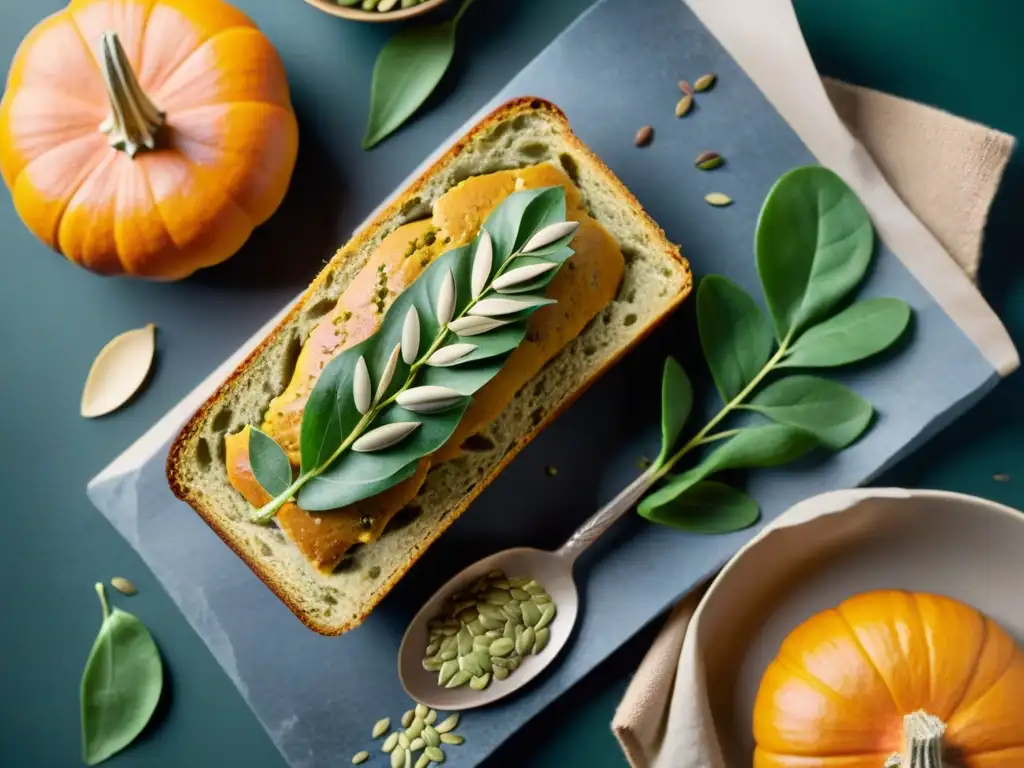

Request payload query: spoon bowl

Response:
[398,547,578,710]
[398,469,656,709]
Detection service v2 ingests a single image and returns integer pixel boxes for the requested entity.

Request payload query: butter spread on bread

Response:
[223,163,623,571]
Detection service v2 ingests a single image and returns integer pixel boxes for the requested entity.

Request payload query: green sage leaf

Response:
[640,481,759,534]
[755,166,874,342]
[483,187,569,262]
[780,298,911,368]
[249,427,293,497]
[639,424,817,516]
[362,0,476,149]
[696,275,774,403]
[81,584,162,766]
[298,458,421,511]
[744,375,872,450]
[657,357,692,465]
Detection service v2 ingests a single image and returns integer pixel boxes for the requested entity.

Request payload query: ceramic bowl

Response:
[303,0,450,22]
[667,488,1024,765]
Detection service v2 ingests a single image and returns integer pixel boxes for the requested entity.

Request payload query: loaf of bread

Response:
[167,98,692,635]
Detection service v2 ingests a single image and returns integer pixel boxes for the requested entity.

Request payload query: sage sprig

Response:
[81,583,163,765]
[249,187,578,522]
[639,167,912,532]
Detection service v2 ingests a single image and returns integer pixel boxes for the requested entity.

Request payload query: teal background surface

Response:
[1,0,1021,766]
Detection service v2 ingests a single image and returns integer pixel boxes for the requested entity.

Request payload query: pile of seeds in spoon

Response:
[422,569,556,690]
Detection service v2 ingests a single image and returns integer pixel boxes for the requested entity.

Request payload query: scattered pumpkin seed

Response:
[470,673,491,690]
[373,718,392,739]
[423,724,441,747]
[435,714,460,734]
[516,626,536,655]
[446,670,471,689]
[695,150,724,170]
[425,746,446,763]
[410,737,425,752]
[401,709,415,728]
[705,192,733,207]
[390,747,404,768]
[693,72,717,92]
[109,577,137,596]
[407,718,424,739]
[382,732,399,753]
[353,751,370,765]
[545,465,558,476]
[398,733,411,750]
[675,94,693,117]
[415,755,430,768]
[679,79,693,95]
[534,626,551,653]
[440,733,464,746]
[424,709,437,725]
[635,125,653,147]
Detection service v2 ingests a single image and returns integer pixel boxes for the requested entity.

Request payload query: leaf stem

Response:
[653,334,793,481]
[94,582,110,621]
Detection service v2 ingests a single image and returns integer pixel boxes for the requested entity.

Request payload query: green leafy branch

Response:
[248,186,579,522]
[638,167,912,533]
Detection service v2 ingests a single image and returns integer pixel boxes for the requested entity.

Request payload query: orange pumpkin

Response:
[754,590,1024,767]
[0,0,298,279]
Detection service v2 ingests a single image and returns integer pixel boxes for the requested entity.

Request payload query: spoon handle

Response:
[556,466,658,563]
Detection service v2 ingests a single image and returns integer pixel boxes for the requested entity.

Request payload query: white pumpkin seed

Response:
[396,385,464,413]
[382,732,399,752]
[469,295,553,317]
[446,315,511,336]
[352,751,370,764]
[402,307,421,364]
[398,733,410,750]
[534,627,550,653]
[110,576,137,596]
[423,724,440,746]
[352,356,372,415]
[704,192,733,207]
[352,421,420,452]
[521,220,579,253]
[536,603,557,630]
[436,268,456,325]
[440,733,464,746]
[425,343,477,367]
[445,670,471,688]
[516,626,535,655]
[434,714,459,734]
[470,673,490,691]
[470,230,493,298]
[81,323,156,418]
[373,718,391,738]
[415,754,430,768]
[409,737,425,752]
[374,343,402,405]
[424,746,446,763]
[492,261,558,291]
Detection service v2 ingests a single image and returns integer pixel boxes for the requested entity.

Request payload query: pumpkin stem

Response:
[883,711,945,768]
[97,31,164,158]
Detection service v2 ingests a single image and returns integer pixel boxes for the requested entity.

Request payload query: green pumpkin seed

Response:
[440,636,457,653]
[474,650,492,672]
[509,577,529,587]
[470,673,491,690]
[407,718,424,738]
[422,656,443,672]
[476,603,504,620]
[400,733,413,750]
[493,665,510,681]
[486,569,504,579]
[485,589,511,606]
[503,618,518,639]
[693,72,717,92]
[466,619,485,636]
[695,150,724,170]
[424,641,440,657]
[439,649,457,662]
[478,613,504,631]
[515,624,524,638]
[451,599,476,615]
[410,737,425,752]
[383,732,399,753]
[456,627,472,655]
[473,634,491,651]
[534,627,550,653]
[415,754,430,768]
[489,638,515,657]
[425,746,446,763]
[506,654,522,671]
[435,714,460,733]
[522,581,545,595]
[353,751,370,765]
[490,655,512,669]
[516,626,536,656]
[390,748,404,768]
[445,670,471,689]
[509,588,530,601]
[456,608,477,625]
[485,629,501,639]
[424,709,437,725]
[423,724,440,746]
[502,603,522,621]
[458,654,482,676]
[492,578,511,589]
[536,603,556,630]
[438,660,458,686]
[531,592,552,604]
[521,601,541,627]
[440,733,464,745]
[373,718,392,738]
[406,748,414,768]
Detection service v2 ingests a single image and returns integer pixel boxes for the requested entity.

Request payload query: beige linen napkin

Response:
[612,19,1016,768]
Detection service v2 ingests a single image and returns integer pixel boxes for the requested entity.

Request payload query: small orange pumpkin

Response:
[754,590,1024,767]
[0,0,298,279]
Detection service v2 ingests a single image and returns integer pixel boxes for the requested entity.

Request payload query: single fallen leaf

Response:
[81,324,156,418]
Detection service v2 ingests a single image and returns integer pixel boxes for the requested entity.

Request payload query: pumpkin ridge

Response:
[835,605,903,716]
[906,592,933,709]
[951,640,1018,722]
[941,596,988,719]
[65,12,103,80]
[136,161,183,250]
[756,746,892,761]
[772,654,883,717]
[152,26,248,102]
